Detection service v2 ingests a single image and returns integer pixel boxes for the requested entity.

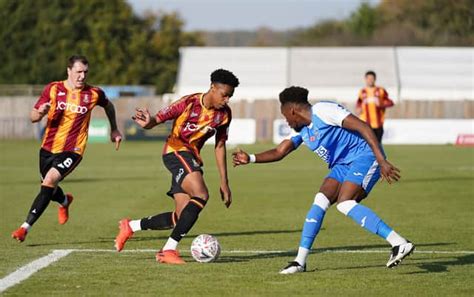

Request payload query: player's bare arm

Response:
[30,103,51,123]
[342,114,400,183]
[103,101,123,150]
[232,139,295,166]
[132,107,162,129]
[215,139,232,208]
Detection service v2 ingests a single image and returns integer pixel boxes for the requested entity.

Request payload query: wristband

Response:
[249,154,256,163]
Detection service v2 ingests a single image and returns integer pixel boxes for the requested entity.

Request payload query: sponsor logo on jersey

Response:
[83,94,90,103]
[56,101,88,114]
[58,91,66,96]
[183,122,216,134]
[314,145,330,162]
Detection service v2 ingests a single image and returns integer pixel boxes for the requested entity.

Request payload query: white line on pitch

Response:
[2,248,473,293]
[68,248,474,255]
[0,249,73,294]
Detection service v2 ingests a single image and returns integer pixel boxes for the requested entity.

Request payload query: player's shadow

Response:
[316,241,453,252]
[406,254,474,274]
[400,176,473,183]
[24,229,303,247]
[215,242,455,264]
[120,229,304,243]
[0,176,157,185]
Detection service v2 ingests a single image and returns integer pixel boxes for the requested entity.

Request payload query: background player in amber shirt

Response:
[356,71,394,143]
[12,55,122,242]
[115,69,239,264]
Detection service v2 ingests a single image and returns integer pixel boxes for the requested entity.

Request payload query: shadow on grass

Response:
[1,176,157,185]
[400,176,473,183]
[407,254,474,274]
[24,229,303,247]
[214,242,455,264]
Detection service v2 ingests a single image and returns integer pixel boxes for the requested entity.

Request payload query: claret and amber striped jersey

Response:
[34,81,109,156]
[356,87,394,129]
[156,93,231,165]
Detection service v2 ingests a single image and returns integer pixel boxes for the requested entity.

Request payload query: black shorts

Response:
[39,148,82,180]
[162,151,202,198]
[372,127,384,143]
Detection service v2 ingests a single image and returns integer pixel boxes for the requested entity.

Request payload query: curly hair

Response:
[279,86,310,106]
[210,69,240,88]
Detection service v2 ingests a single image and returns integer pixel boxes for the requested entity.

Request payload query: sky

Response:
[127,0,381,31]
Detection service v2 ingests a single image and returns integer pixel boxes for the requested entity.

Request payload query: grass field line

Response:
[0,249,72,294]
[2,248,473,293]
[66,248,474,254]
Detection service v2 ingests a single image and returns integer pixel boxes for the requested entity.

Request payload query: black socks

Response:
[140,212,178,230]
[170,197,207,242]
[26,185,54,225]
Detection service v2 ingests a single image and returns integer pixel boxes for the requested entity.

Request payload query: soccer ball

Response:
[190,234,221,263]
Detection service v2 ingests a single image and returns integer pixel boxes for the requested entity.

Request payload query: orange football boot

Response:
[114,219,134,252]
[58,193,74,225]
[11,227,28,242]
[156,249,186,264]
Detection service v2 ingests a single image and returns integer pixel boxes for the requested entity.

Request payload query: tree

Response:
[0,0,202,93]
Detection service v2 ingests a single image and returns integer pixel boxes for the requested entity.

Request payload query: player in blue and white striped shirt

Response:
[233,86,414,274]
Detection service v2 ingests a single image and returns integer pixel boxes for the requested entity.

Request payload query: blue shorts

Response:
[327,154,381,195]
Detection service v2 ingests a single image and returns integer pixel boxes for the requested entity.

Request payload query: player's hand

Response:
[379,159,401,184]
[110,129,122,151]
[232,148,250,167]
[132,107,155,129]
[220,184,232,208]
[38,103,51,116]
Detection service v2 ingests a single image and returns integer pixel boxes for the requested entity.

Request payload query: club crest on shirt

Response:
[83,94,90,103]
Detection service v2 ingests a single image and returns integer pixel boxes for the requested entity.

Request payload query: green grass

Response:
[1,140,473,296]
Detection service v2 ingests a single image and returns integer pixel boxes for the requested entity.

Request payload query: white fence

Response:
[273,119,474,145]
[177,46,473,102]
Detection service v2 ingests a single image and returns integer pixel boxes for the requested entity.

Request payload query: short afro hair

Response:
[279,86,310,106]
[210,69,239,88]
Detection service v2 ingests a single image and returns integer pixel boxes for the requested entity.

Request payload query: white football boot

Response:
[386,241,415,268]
[279,261,306,274]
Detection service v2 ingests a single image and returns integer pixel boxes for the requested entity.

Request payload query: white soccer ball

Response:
[190,234,221,263]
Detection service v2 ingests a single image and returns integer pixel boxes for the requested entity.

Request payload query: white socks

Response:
[386,231,408,247]
[129,220,141,232]
[294,247,310,266]
[21,222,31,232]
[162,238,179,251]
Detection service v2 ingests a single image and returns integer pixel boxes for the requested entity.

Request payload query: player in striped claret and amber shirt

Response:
[114,69,239,264]
[356,71,394,143]
[11,55,122,243]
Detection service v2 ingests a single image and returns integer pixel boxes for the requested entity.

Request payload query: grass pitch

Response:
[1,140,473,296]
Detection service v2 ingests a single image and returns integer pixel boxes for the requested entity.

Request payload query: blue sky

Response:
[127,0,381,31]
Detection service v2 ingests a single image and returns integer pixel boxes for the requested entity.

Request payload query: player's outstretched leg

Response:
[12,185,55,242]
[157,197,207,264]
[337,200,415,268]
[281,193,331,274]
[114,212,178,252]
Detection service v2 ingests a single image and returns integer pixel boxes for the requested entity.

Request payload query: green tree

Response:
[0,0,202,93]
[347,2,379,38]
